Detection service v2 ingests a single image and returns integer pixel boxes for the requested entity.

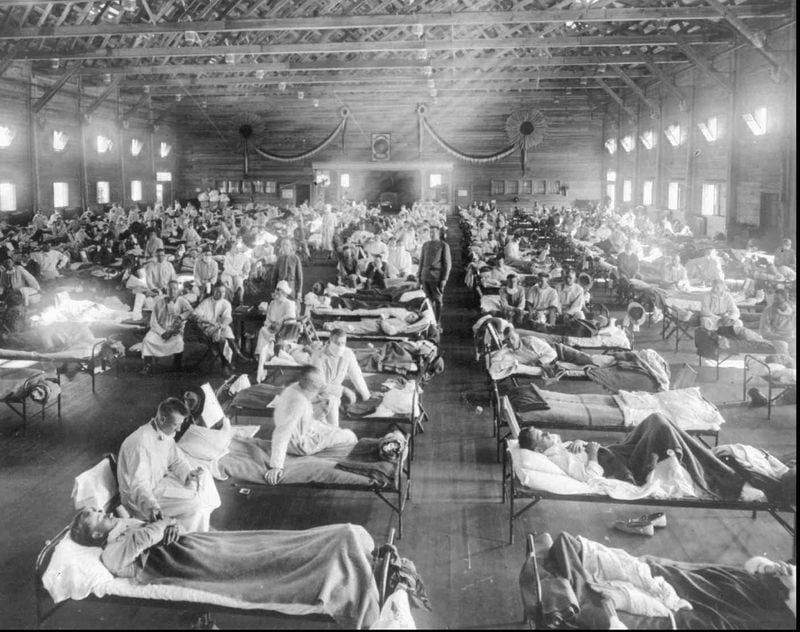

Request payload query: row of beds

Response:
[463,219,796,628]
[33,281,440,628]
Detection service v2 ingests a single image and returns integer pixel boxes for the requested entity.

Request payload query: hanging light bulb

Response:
[50,58,60,69]
[175,93,182,102]
[201,100,207,109]
[313,98,320,107]
[102,73,112,84]
[416,48,428,61]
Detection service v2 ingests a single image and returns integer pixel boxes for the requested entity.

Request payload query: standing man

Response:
[220,241,251,306]
[264,366,357,485]
[418,227,451,327]
[145,248,176,294]
[117,397,220,533]
[141,279,193,375]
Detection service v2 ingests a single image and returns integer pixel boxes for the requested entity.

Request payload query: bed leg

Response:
[752,510,758,520]
[91,365,96,394]
[22,398,27,437]
[509,479,515,545]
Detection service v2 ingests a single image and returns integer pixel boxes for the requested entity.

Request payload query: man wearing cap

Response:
[700,278,742,331]
[526,272,560,327]
[141,279,193,375]
[558,269,586,320]
[193,247,219,297]
[499,274,526,325]
[418,227,452,326]
[254,280,298,375]
[145,248,176,294]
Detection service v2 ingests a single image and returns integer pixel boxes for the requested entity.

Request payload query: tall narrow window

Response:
[640,129,656,150]
[743,107,767,136]
[697,116,719,142]
[130,180,143,202]
[642,180,654,206]
[606,169,617,183]
[605,183,616,208]
[53,182,69,208]
[339,173,350,188]
[664,124,683,146]
[620,135,635,153]
[701,183,720,216]
[96,134,113,153]
[429,173,443,188]
[156,183,164,205]
[52,130,69,152]
[130,138,143,157]
[622,180,632,202]
[96,181,110,204]
[667,182,681,211]
[604,138,617,154]
[159,141,172,157]
[0,126,14,148]
[0,182,16,211]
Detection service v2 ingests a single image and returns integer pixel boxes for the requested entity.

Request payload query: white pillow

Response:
[41,536,114,603]
[178,425,232,462]
[513,448,568,477]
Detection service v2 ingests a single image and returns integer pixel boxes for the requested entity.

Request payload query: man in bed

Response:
[117,397,220,533]
[310,329,371,427]
[525,272,560,327]
[759,288,796,356]
[264,365,358,485]
[700,278,743,331]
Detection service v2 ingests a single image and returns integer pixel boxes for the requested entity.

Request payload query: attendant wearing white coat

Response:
[141,280,193,374]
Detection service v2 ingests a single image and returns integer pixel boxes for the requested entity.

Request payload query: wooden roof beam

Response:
[122,91,150,119]
[14,33,732,60]
[1,6,788,41]
[703,0,787,80]
[613,66,659,116]
[32,61,81,113]
[0,44,21,79]
[673,32,733,93]
[595,78,637,119]
[82,76,121,117]
[631,50,688,107]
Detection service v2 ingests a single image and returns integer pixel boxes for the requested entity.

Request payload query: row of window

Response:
[216,173,445,195]
[605,107,768,154]
[0,127,172,158]
[605,170,721,215]
[490,179,563,196]
[0,172,172,211]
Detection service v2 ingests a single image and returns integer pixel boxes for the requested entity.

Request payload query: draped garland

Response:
[417,105,515,164]
[252,107,349,162]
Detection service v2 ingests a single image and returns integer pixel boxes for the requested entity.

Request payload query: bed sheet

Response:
[0,364,46,400]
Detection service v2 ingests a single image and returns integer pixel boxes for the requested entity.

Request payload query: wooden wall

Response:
[603,25,796,243]
[0,63,177,223]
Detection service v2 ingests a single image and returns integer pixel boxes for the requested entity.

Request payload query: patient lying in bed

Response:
[67,509,381,629]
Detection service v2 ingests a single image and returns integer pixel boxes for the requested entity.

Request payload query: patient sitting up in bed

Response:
[265,365,357,485]
[502,326,617,376]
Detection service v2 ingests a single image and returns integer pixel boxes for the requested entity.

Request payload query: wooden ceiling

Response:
[0,0,794,140]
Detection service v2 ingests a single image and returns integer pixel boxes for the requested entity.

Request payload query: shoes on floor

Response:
[629,512,667,528]
[748,387,769,408]
[613,519,655,536]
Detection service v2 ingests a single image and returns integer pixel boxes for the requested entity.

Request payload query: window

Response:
[642,180,654,206]
[605,183,616,208]
[96,134,113,153]
[429,173,442,188]
[53,182,69,208]
[622,180,632,202]
[664,123,683,147]
[490,179,505,195]
[264,180,277,194]
[96,181,110,204]
[667,182,681,211]
[534,180,546,194]
[697,116,719,142]
[606,169,617,183]
[130,138,143,157]
[156,171,172,182]
[620,135,635,153]
[0,125,14,148]
[604,138,617,154]
[547,180,561,195]
[339,173,350,188]
[0,182,16,211]
[52,130,68,152]
[743,107,767,136]
[640,129,656,150]
[521,180,532,195]
[701,183,720,216]
[156,183,164,205]
[159,141,172,158]
[506,180,519,195]
[130,180,142,202]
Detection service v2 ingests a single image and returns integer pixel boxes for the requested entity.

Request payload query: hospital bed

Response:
[35,457,409,629]
[694,326,778,380]
[499,398,795,552]
[743,355,796,420]
[0,360,61,434]
[520,532,796,629]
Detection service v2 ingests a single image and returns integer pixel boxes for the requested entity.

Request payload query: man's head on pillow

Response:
[70,507,116,547]
[518,427,562,452]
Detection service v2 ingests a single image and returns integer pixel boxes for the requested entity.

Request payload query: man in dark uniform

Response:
[417,227,451,327]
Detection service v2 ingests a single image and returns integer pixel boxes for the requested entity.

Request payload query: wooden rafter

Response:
[32,61,81,112]
[673,31,733,93]
[82,76,121,117]
[631,50,688,106]
[595,78,637,119]
[613,66,659,115]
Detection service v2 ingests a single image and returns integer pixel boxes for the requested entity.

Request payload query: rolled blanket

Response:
[335,430,408,487]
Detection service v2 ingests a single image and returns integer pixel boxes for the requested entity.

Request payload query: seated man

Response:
[363,252,389,290]
[774,238,797,281]
[660,253,690,291]
[220,241,251,305]
[309,328,371,427]
[117,397,220,533]
[141,279,193,375]
[254,279,298,370]
[759,289,796,356]
[0,256,40,306]
[700,278,742,331]
[386,237,413,279]
[499,273,526,325]
[29,243,70,281]
[337,245,362,287]
[264,365,358,485]
[145,248,177,295]
[526,272,560,327]
[687,248,725,285]
[193,246,219,298]
[616,242,641,280]
[558,269,586,321]
[192,283,243,376]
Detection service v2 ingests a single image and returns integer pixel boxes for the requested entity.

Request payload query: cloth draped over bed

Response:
[521,532,795,629]
[136,524,381,629]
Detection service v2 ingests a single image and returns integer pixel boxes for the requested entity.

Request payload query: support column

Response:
[27,65,40,212]
[77,75,88,209]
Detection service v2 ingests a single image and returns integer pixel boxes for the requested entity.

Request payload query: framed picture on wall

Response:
[547,180,561,194]
[506,180,519,195]
[534,180,546,194]
[281,187,294,199]
[241,180,252,194]
[490,179,505,195]
[521,180,532,195]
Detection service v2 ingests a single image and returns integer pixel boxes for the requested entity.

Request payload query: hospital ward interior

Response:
[0,0,797,629]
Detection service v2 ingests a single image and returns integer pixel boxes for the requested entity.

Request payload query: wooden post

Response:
[654,88,665,214]
[27,64,41,212]
[77,75,88,209]
[684,84,697,228]
[725,50,738,233]
[118,87,126,206]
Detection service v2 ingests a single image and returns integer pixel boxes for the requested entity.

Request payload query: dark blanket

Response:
[139,524,380,629]
[695,327,775,360]
[336,436,403,487]
[605,413,744,500]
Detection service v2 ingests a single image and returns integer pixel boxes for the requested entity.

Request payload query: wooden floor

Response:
[1,216,795,629]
